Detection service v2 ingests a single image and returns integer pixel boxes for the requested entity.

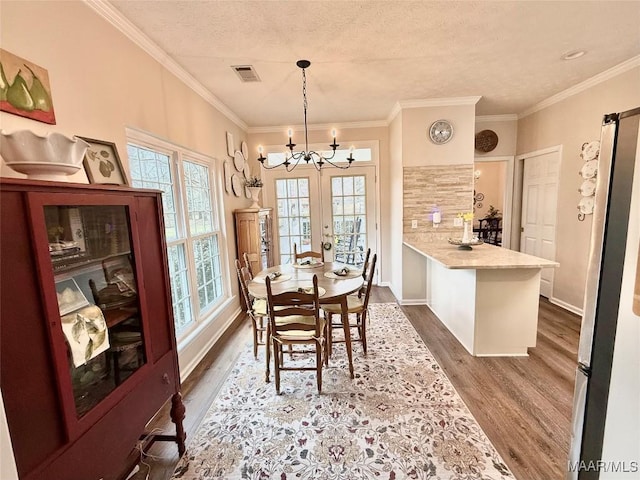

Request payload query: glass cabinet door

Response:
[44,204,146,418]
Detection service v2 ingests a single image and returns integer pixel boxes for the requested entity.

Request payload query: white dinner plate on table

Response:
[324,268,362,279]
[288,285,326,297]
[292,261,324,269]
[253,273,292,284]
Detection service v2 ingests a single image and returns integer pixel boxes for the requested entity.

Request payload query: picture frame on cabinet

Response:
[78,136,128,186]
[55,278,90,316]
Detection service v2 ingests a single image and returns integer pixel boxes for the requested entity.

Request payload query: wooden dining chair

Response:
[360,247,371,281]
[323,253,377,357]
[235,259,267,358]
[293,242,324,263]
[242,251,254,278]
[265,274,326,394]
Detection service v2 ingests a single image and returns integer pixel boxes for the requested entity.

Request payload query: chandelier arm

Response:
[322,157,353,169]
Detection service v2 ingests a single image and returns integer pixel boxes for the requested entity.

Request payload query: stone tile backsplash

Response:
[403,165,474,239]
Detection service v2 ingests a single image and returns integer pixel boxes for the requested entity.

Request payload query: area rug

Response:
[172,303,514,480]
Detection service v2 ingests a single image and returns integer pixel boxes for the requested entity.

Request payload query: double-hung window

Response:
[126,135,226,339]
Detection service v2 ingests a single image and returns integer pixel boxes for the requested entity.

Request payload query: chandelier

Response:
[257,60,354,171]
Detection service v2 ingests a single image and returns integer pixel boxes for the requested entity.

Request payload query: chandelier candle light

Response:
[257,60,355,172]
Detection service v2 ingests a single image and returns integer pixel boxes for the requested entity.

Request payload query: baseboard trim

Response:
[398,298,428,306]
[179,305,243,381]
[549,297,583,316]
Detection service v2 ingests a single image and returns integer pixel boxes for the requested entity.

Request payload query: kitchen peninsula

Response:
[403,235,559,356]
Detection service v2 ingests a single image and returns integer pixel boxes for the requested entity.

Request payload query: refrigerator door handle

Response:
[577,362,591,376]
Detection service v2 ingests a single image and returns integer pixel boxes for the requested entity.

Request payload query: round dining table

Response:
[248,261,364,380]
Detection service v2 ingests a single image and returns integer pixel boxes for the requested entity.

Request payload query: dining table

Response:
[248,261,364,380]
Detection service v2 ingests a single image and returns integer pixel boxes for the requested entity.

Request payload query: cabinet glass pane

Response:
[45,205,146,418]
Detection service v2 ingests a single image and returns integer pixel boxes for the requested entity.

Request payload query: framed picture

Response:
[78,136,128,185]
[226,131,234,157]
[0,48,57,124]
[56,278,90,316]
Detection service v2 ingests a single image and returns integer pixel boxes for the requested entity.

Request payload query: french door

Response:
[262,165,377,277]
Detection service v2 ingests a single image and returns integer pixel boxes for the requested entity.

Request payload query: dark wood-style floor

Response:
[131,287,581,480]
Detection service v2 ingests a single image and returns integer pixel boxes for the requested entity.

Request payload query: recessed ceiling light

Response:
[562,50,586,61]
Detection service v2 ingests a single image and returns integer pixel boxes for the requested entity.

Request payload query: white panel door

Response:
[520,151,560,298]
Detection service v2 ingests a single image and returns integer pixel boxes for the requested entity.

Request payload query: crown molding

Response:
[83,0,248,131]
[475,114,518,123]
[385,97,482,125]
[247,120,388,134]
[399,96,482,109]
[519,55,640,119]
[386,102,403,124]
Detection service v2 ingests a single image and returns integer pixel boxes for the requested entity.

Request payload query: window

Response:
[127,138,226,337]
[275,178,311,265]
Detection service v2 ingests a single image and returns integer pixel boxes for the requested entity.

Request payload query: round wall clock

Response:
[429,120,453,144]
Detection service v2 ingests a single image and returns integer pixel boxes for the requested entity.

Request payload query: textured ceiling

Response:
[108,0,640,128]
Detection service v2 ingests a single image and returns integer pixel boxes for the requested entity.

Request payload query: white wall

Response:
[388,112,403,298]
[402,104,477,167]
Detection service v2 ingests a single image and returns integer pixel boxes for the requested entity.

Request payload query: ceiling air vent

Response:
[231,65,260,82]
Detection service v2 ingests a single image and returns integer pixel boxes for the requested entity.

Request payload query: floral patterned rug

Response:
[172,303,514,480]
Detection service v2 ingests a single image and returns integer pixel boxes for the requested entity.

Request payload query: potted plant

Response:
[485,205,502,219]
[245,176,263,208]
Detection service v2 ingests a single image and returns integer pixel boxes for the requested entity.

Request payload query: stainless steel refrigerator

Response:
[567,107,640,480]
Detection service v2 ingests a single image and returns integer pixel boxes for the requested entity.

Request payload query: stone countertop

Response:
[403,235,560,270]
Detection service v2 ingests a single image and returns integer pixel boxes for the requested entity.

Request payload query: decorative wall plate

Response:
[580,160,598,179]
[226,131,234,157]
[241,141,249,160]
[243,162,251,179]
[231,173,243,197]
[578,196,595,215]
[474,129,499,152]
[579,178,597,196]
[580,141,600,161]
[234,150,245,171]
[223,160,232,194]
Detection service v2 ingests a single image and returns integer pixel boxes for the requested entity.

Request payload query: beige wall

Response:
[473,161,506,224]
[517,66,640,310]
[0,1,251,377]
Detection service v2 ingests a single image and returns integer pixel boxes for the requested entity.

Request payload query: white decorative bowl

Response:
[0,130,89,180]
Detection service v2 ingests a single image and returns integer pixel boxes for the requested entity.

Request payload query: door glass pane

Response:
[275,178,311,265]
[45,205,146,419]
[331,175,368,266]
